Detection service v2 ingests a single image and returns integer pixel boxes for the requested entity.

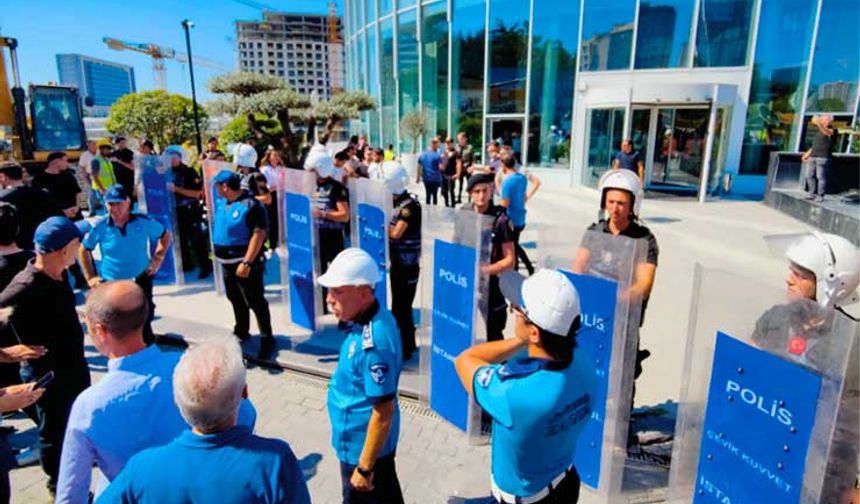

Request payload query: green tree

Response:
[106,90,208,151]
[219,114,283,159]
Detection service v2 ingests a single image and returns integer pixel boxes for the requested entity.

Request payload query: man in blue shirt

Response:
[416,138,443,206]
[499,153,539,275]
[612,140,644,181]
[79,185,171,345]
[96,336,307,504]
[320,248,404,504]
[456,269,596,504]
[56,281,257,504]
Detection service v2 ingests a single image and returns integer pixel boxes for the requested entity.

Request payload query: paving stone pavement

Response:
[7,343,494,504]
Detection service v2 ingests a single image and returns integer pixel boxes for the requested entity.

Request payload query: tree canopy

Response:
[106,90,208,151]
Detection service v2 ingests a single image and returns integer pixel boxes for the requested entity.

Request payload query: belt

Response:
[215,257,244,265]
[491,465,574,504]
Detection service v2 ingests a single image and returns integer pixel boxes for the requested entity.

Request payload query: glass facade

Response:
[421,2,449,139]
[580,0,636,71]
[634,0,695,69]
[451,0,486,153]
[805,0,859,113]
[367,26,380,145]
[585,108,625,186]
[693,0,754,67]
[380,18,397,149]
[487,0,529,114]
[56,54,135,117]
[397,9,420,152]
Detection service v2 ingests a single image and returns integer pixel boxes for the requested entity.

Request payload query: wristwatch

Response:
[240,260,252,268]
[356,465,373,478]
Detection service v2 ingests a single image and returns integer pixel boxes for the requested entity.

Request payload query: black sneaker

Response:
[257,336,276,360]
[197,263,213,279]
[235,333,251,343]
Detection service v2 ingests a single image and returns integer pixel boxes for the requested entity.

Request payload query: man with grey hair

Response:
[56,281,256,504]
[801,114,836,202]
[97,337,310,504]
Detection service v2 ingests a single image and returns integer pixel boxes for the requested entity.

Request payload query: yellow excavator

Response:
[0,35,87,169]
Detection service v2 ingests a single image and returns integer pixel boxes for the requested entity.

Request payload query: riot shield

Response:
[282,169,321,331]
[201,160,230,294]
[136,155,183,285]
[667,265,858,504]
[417,206,492,441]
[349,178,391,306]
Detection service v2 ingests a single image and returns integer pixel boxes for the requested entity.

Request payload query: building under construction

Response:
[236,11,345,99]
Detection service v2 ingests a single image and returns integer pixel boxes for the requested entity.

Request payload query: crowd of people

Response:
[0,123,853,504]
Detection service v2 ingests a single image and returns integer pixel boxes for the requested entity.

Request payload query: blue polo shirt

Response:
[500,172,528,227]
[95,425,310,504]
[474,356,596,497]
[614,150,642,172]
[418,149,443,184]
[82,213,166,280]
[327,302,402,465]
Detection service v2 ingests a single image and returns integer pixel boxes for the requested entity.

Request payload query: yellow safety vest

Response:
[92,156,117,190]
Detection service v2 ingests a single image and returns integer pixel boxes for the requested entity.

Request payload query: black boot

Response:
[257,336,276,360]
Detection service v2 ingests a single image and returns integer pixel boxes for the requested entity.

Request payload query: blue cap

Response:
[103,184,130,203]
[33,217,84,254]
[213,169,240,186]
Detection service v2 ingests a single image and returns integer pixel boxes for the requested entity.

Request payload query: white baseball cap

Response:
[500,269,581,337]
[317,248,381,288]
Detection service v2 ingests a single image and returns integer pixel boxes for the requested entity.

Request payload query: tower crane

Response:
[103,37,231,90]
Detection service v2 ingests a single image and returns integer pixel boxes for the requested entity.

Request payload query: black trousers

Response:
[487,305,507,342]
[494,468,581,504]
[390,262,419,356]
[319,228,346,308]
[512,225,535,275]
[423,182,440,205]
[267,191,280,246]
[134,271,156,345]
[441,176,457,208]
[176,204,211,272]
[222,260,273,339]
[339,453,404,504]
[456,172,467,203]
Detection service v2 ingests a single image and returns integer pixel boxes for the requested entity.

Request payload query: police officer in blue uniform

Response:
[384,163,421,361]
[456,269,596,504]
[320,248,404,504]
[211,170,276,360]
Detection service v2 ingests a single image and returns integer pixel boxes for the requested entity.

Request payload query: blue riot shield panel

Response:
[137,155,182,284]
[282,169,319,331]
[201,160,230,294]
[349,178,390,306]
[668,265,858,504]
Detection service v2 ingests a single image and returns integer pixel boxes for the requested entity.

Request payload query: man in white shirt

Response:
[78,141,97,214]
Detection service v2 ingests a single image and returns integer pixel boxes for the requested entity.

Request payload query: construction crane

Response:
[103,37,231,90]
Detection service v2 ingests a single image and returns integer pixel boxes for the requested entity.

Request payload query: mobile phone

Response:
[34,371,55,390]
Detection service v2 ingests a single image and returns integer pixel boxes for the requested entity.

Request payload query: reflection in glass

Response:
[367,26,380,145]
[451,0,486,153]
[739,0,816,175]
[652,108,708,189]
[580,0,636,71]
[398,9,420,152]
[634,0,695,69]
[488,0,529,114]
[805,0,860,113]
[380,0,393,17]
[585,108,625,187]
[380,19,397,149]
[357,31,367,94]
[693,0,754,67]
[366,0,377,24]
[527,0,579,168]
[421,2,449,139]
[400,0,417,8]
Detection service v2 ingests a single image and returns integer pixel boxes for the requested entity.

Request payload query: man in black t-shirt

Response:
[0,162,62,250]
[33,152,82,221]
[307,155,350,309]
[801,114,836,202]
[111,137,136,199]
[462,173,515,342]
[166,147,212,278]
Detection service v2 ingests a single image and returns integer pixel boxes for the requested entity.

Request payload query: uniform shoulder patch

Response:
[369,363,389,385]
[401,207,411,218]
[476,367,495,388]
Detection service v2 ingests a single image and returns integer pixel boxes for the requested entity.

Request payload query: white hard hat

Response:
[381,161,408,195]
[785,232,860,308]
[233,143,258,168]
[500,269,581,336]
[598,169,644,216]
[304,143,337,179]
[318,248,381,288]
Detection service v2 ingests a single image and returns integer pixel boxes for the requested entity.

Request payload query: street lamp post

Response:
[181,19,203,156]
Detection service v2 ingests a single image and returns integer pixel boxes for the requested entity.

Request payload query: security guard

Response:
[306,152,350,307]
[165,146,212,279]
[320,248,404,504]
[463,173,515,342]
[384,162,421,361]
[89,139,118,212]
[211,170,275,360]
[455,269,595,504]
[79,184,171,345]
[572,169,658,448]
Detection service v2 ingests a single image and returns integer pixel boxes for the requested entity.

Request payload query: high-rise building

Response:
[236,12,345,99]
[56,54,136,117]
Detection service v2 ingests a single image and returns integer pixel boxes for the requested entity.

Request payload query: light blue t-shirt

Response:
[474,356,596,497]
[96,426,310,504]
[418,149,443,184]
[500,172,528,227]
[82,213,166,280]
[327,303,402,464]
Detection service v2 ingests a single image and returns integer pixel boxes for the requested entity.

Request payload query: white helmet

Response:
[233,143,258,169]
[785,232,860,308]
[598,169,644,217]
[317,248,381,288]
[381,161,408,195]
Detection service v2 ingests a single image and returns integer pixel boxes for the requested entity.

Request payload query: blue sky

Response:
[1,0,342,102]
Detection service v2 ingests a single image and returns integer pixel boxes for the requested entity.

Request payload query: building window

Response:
[633,0,695,69]
[451,0,486,153]
[421,1,448,140]
[488,0,529,114]
[398,9,419,151]
[693,0,755,67]
[804,0,859,114]
[585,108,625,187]
[580,0,636,71]
[380,17,396,149]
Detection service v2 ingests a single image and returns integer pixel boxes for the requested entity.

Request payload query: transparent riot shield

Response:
[201,160,230,293]
[667,265,858,504]
[136,155,183,285]
[536,226,649,502]
[349,178,391,307]
[281,169,321,331]
[417,206,492,441]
